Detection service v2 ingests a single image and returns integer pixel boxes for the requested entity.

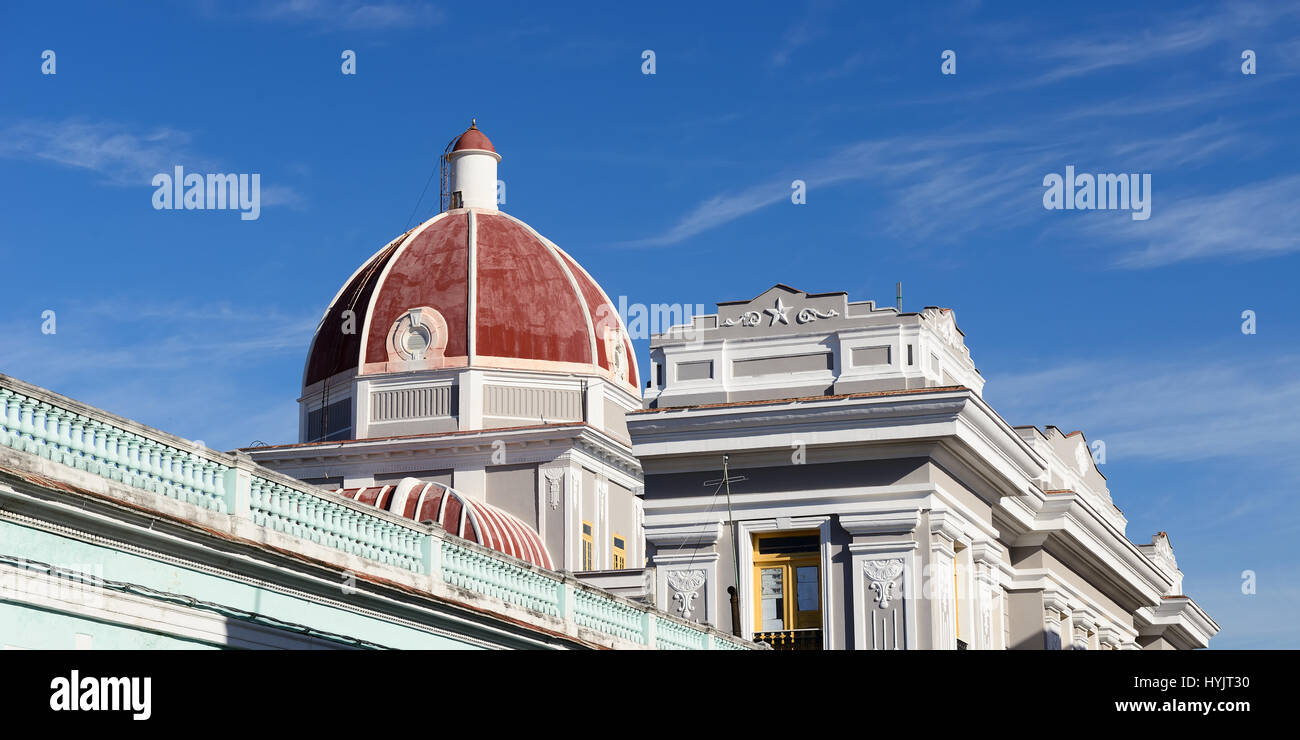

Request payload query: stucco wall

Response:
[485,463,538,528]
[1,521,488,650]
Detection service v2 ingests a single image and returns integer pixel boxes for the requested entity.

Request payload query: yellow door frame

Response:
[751,531,822,631]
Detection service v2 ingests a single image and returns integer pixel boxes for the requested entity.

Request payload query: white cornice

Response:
[645,520,723,547]
[1001,490,1171,609]
[643,484,936,525]
[1138,597,1220,649]
[248,423,642,479]
[838,506,922,536]
[632,390,1044,481]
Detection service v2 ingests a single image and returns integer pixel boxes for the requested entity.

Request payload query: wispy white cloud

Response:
[1056,86,1244,122]
[2,302,315,373]
[906,3,1300,106]
[0,119,306,209]
[769,0,833,67]
[215,0,444,31]
[613,125,1109,248]
[1107,120,1244,168]
[617,131,1041,248]
[990,349,1300,647]
[1027,18,1221,87]
[1082,174,1300,268]
[619,105,1270,259]
[0,300,315,449]
[0,121,206,186]
[1030,3,1300,83]
[988,354,1300,466]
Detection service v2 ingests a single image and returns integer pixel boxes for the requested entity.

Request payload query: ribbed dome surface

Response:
[303,210,638,391]
[336,479,553,569]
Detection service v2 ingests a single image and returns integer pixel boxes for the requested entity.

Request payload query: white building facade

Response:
[630,285,1218,649]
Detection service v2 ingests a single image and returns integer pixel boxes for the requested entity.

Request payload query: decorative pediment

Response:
[717,285,845,331]
[1073,439,1092,476]
[920,307,970,360]
[1149,533,1179,573]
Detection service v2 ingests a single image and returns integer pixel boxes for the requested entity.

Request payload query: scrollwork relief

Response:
[862,558,905,609]
[721,311,762,328]
[796,307,839,323]
[666,569,707,619]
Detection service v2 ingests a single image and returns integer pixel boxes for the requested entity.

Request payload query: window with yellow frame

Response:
[752,531,822,633]
[581,521,594,570]
[612,534,626,570]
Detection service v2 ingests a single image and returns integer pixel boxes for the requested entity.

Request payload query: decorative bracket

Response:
[666,569,707,619]
[862,558,905,609]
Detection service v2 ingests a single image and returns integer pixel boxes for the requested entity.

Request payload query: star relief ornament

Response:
[765,297,791,326]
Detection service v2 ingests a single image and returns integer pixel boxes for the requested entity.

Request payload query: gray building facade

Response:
[629,285,1217,650]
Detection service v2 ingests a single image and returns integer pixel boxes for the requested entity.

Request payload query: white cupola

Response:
[446,119,501,210]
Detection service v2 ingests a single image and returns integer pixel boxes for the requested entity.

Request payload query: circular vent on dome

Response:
[386,307,448,366]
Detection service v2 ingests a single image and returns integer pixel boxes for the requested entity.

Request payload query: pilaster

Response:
[841,506,921,650]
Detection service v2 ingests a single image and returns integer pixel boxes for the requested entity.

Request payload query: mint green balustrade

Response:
[248,476,426,574]
[655,617,708,650]
[711,635,751,649]
[441,540,562,616]
[1,378,758,650]
[572,587,647,644]
[0,385,229,512]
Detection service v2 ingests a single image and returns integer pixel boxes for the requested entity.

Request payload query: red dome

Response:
[452,125,495,153]
[303,210,638,391]
[336,480,553,569]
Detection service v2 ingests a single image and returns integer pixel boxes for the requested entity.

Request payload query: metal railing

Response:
[754,628,823,650]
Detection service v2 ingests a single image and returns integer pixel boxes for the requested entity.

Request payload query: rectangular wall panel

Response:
[483,385,582,422]
[370,386,452,422]
[675,360,713,381]
[851,346,891,367]
[732,353,833,378]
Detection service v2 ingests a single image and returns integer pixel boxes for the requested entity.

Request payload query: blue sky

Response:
[2,0,1297,647]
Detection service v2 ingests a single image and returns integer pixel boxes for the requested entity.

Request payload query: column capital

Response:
[839,507,921,537]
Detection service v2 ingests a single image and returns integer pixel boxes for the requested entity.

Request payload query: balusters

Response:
[145,441,161,487]
[6,392,19,436]
[91,422,107,475]
[0,391,10,447]
[215,461,229,501]
[0,384,219,514]
[30,402,48,457]
[54,408,72,464]
[18,398,36,453]
[101,429,117,480]
[306,499,321,543]
[35,404,56,459]
[123,436,139,486]
[198,460,212,499]
[179,456,193,503]
[69,415,86,468]
[0,390,17,447]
